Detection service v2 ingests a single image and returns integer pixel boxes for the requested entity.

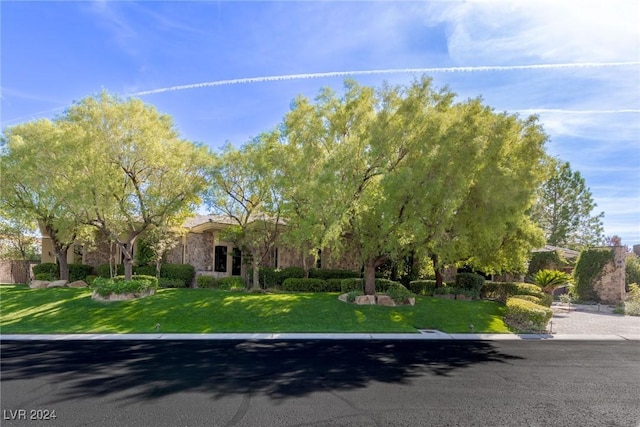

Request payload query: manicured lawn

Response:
[0,285,510,334]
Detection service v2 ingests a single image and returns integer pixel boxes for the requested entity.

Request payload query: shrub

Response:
[196,275,217,289]
[35,273,55,281]
[282,278,328,292]
[573,248,614,302]
[624,283,640,316]
[341,278,364,293]
[532,269,572,294]
[217,276,246,291]
[347,290,363,303]
[309,268,360,280]
[68,264,94,282]
[134,265,157,277]
[374,279,399,293]
[252,266,305,288]
[512,295,541,305]
[625,256,640,288]
[527,250,567,276]
[85,275,97,286]
[92,277,157,297]
[538,293,553,307]
[481,282,519,302]
[409,280,437,296]
[434,286,456,295]
[505,297,553,331]
[33,263,59,280]
[455,272,485,298]
[325,279,344,292]
[96,263,124,278]
[386,283,414,304]
[160,264,195,287]
[117,274,158,288]
[515,283,545,298]
[158,277,186,288]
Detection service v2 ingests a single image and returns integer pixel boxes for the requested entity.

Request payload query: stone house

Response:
[40,215,361,279]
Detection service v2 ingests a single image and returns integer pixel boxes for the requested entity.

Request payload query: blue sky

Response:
[2,1,639,246]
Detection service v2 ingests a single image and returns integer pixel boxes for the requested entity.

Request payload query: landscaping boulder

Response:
[91,288,156,302]
[47,280,68,288]
[355,295,376,305]
[29,280,50,289]
[67,280,88,288]
[338,293,349,303]
[376,295,396,306]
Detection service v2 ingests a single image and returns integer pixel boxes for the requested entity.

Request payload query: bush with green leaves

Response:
[158,277,186,288]
[134,264,157,276]
[282,278,328,292]
[346,290,363,303]
[573,248,614,302]
[505,297,553,331]
[532,269,572,294]
[217,276,246,291]
[325,279,344,292]
[160,264,195,287]
[481,282,519,302]
[626,256,640,288]
[624,283,640,316]
[251,266,305,288]
[34,273,55,281]
[515,283,545,298]
[385,283,414,304]
[455,272,485,298]
[92,276,157,297]
[112,274,159,288]
[85,275,97,286]
[196,275,217,288]
[96,263,124,278]
[309,268,360,280]
[33,263,59,280]
[409,280,437,296]
[512,294,541,305]
[68,264,94,282]
[340,278,399,293]
[527,250,567,277]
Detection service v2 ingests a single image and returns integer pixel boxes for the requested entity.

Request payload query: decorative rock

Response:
[91,288,155,302]
[47,280,68,288]
[407,297,415,306]
[376,295,396,306]
[29,280,50,289]
[338,293,349,303]
[456,294,471,301]
[434,294,455,299]
[67,280,88,288]
[355,295,376,305]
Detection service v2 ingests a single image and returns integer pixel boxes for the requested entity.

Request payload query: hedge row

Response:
[96,263,195,287]
[339,278,398,293]
[195,275,245,290]
[505,297,553,331]
[33,263,94,282]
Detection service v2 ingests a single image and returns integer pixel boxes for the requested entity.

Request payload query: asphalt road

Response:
[1,340,639,427]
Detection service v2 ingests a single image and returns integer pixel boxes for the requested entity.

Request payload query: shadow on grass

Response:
[0,340,523,405]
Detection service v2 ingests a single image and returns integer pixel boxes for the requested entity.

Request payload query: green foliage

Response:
[216,277,246,291]
[282,278,328,292]
[454,272,485,298]
[133,264,156,277]
[339,278,398,293]
[309,268,360,280]
[96,263,124,278]
[113,274,159,288]
[433,286,456,295]
[196,275,217,289]
[346,290,363,303]
[624,284,640,316]
[481,282,520,302]
[68,264,94,282]
[158,278,186,288]
[325,279,344,292]
[33,263,59,280]
[385,283,414,304]
[626,256,640,287]
[409,280,437,296]
[531,269,572,293]
[135,239,155,267]
[505,297,553,331]
[512,294,541,305]
[92,277,157,297]
[515,283,545,298]
[85,275,97,286]
[34,273,55,281]
[527,250,567,276]
[160,264,195,287]
[573,248,614,302]
[530,158,604,249]
[253,267,305,288]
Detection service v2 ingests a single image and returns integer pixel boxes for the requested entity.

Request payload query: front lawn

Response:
[0,286,509,334]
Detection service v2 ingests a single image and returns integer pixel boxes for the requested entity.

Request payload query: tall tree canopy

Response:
[278,77,548,293]
[65,92,212,279]
[530,158,604,250]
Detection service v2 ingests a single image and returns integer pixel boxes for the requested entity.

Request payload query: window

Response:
[231,248,242,276]
[274,248,278,269]
[316,249,322,269]
[214,246,227,272]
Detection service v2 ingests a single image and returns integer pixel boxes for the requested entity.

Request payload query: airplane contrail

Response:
[131,61,640,96]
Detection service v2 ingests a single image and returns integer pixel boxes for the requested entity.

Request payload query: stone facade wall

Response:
[594,246,626,305]
[83,231,114,267]
[184,232,213,271]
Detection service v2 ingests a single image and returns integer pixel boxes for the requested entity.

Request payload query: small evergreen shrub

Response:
[35,273,55,281]
[96,263,124,278]
[252,266,305,288]
[158,277,186,288]
[386,283,414,304]
[160,264,195,287]
[409,280,437,296]
[325,279,344,292]
[481,282,519,302]
[196,275,217,289]
[309,268,360,280]
[515,283,545,298]
[341,278,364,293]
[85,275,97,286]
[512,294,541,305]
[217,276,246,291]
[68,264,94,282]
[282,278,328,292]
[347,290,363,303]
[527,250,566,277]
[455,272,485,298]
[434,286,456,295]
[505,297,553,331]
[624,283,640,316]
[33,263,59,280]
[134,265,157,276]
[93,277,157,297]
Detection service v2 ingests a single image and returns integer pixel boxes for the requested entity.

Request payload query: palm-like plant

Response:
[532,269,572,294]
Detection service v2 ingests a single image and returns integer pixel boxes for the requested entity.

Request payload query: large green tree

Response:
[531,158,604,250]
[1,119,89,280]
[65,92,212,279]
[278,78,548,293]
[205,135,283,289]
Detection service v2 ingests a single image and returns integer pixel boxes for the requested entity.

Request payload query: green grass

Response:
[0,285,510,334]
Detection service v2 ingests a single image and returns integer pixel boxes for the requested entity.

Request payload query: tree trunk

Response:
[121,242,134,280]
[155,258,162,279]
[363,256,387,295]
[251,250,260,290]
[23,260,32,285]
[431,254,444,288]
[55,246,69,281]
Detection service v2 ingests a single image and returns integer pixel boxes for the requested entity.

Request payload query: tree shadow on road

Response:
[1,340,522,404]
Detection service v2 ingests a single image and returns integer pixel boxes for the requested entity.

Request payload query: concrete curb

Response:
[1,332,639,341]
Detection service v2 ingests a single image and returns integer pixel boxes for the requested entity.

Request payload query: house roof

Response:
[531,245,580,259]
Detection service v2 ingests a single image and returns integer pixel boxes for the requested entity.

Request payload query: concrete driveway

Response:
[549,302,640,336]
